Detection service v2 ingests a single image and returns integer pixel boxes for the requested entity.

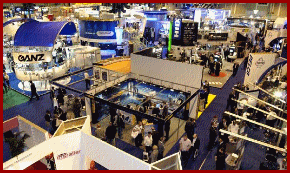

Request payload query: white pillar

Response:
[85,97,92,122]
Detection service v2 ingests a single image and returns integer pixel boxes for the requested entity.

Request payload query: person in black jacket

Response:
[29,81,39,101]
[189,134,200,160]
[151,127,160,146]
[226,90,236,112]
[208,121,218,150]
[185,119,195,142]
[105,122,117,145]
[215,147,226,170]
[164,119,171,141]
[233,63,239,77]
[56,88,64,106]
[116,114,125,139]
[215,61,221,76]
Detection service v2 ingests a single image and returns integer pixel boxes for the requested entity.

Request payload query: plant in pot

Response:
[4,130,30,158]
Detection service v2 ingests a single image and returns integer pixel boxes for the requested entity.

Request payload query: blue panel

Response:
[14,21,76,47]
[79,20,118,40]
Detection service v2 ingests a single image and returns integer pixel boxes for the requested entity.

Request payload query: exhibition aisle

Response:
[165,60,247,170]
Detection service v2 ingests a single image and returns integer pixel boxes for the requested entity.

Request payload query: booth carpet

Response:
[165,60,268,170]
[3,89,30,110]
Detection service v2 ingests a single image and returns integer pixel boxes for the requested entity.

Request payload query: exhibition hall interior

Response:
[2,3,287,170]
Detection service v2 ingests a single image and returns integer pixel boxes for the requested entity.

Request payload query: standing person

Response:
[185,119,194,142]
[150,145,159,163]
[72,97,82,118]
[215,61,221,76]
[226,90,236,112]
[3,72,10,89]
[179,134,191,167]
[157,137,165,160]
[56,88,64,106]
[162,102,168,119]
[208,116,219,149]
[203,80,210,93]
[116,113,125,139]
[144,132,153,155]
[244,56,249,70]
[44,110,52,131]
[204,88,209,109]
[3,80,8,94]
[209,57,215,74]
[151,127,160,146]
[84,71,90,90]
[189,134,200,160]
[105,122,117,145]
[50,86,55,100]
[132,121,143,147]
[233,63,239,77]
[215,147,226,170]
[164,119,171,141]
[29,81,40,101]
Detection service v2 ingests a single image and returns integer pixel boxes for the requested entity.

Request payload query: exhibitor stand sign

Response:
[244,53,276,90]
[13,52,52,64]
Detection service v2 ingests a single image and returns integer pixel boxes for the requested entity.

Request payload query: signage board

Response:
[79,20,118,40]
[12,52,52,64]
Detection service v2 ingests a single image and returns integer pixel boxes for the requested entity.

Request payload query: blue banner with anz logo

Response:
[79,20,118,39]
[172,18,182,45]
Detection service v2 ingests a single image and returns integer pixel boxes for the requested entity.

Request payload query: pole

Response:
[233,88,286,113]
[232,98,287,123]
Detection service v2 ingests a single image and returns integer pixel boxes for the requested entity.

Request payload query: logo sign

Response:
[173,19,181,38]
[57,150,81,160]
[246,54,253,76]
[18,54,45,62]
[255,57,265,68]
[96,31,114,37]
[13,52,52,64]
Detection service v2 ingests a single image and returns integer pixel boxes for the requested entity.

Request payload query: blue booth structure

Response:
[5,19,78,96]
[78,18,120,59]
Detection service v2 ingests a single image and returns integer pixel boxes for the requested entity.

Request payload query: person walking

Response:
[185,119,194,142]
[189,134,200,160]
[84,71,90,90]
[56,88,64,106]
[233,63,239,77]
[226,90,236,112]
[157,137,165,160]
[151,127,160,146]
[105,122,117,145]
[179,134,191,167]
[204,88,209,109]
[29,81,39,101]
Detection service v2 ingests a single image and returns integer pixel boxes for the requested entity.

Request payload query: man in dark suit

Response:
[215,147,226,170]
[30,80,39,101]
[233,63,239,76]
[189,134,200,160]
[215,61,221,76]
[105,122,117,145]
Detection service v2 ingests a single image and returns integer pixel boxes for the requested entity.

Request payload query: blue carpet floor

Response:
[165,59,267,170]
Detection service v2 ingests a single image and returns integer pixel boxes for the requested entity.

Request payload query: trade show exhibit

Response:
[7,20,77,91]
[4,115,182,170]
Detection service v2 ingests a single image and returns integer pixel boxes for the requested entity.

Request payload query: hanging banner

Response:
[172,18,182,45]
[244,53,276,90]
[12,52,52,64]
[264,30,280,48]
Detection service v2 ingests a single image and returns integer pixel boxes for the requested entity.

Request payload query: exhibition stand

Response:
[3,115,182,170]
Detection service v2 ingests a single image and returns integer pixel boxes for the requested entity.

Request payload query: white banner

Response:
[12,52,52,64]
[244,53,276,90]
[264,30,280,48]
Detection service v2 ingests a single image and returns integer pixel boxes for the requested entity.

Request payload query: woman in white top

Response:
[132,121,143,147]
